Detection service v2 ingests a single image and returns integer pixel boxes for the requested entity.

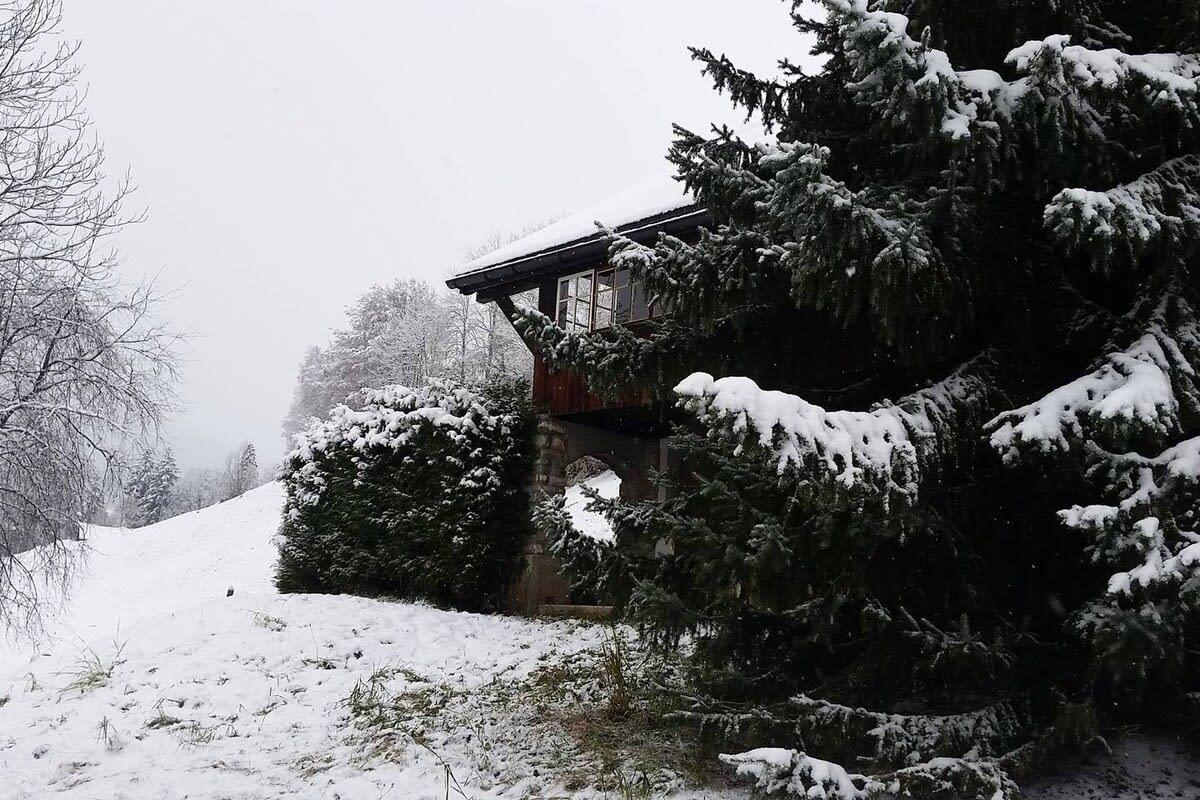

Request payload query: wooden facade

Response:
[531,276,653,416]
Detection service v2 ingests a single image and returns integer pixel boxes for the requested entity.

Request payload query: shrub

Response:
[275,378,534,611]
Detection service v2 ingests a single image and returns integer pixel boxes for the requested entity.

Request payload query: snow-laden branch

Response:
[510,303,669,399]
[989,332,1178,458]
[1045,155,1200,273]
[1007,36,1200,109]
[1059,435,1200,596]
[1103,516,1200,595]
[651,134,974,360]
[987,296,1199,461]
[721,745,1020,800]
[827,0,1200,143]
[788,693,1033,766]
[675,353,1000,509]
[722,748,871,800]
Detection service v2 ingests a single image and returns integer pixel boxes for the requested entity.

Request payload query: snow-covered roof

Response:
[447,170,703,297]
[462,174,696,273]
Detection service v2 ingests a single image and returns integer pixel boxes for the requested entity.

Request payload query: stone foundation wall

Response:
[506,414,663,614]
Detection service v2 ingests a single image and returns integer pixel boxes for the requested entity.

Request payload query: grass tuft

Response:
[96,716,124,752]
[600,626,631,718]
[61,640,127,694]
[251,611,287,631]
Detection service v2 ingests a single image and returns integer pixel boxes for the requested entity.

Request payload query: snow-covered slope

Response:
[0,482,615,799]
[5,482,283,654]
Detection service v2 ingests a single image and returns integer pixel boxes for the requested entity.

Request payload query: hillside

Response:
[5,483,283,652]
[0,485,639,799]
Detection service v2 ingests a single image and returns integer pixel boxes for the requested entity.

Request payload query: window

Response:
[557,267,660,332]
[556,270,593,332]
[593,267,630,329]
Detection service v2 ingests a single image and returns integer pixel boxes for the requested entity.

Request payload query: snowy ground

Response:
[0,484,705,799]
[1,483,1195,799]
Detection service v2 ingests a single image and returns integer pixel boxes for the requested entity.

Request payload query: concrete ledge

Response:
[537,604,615,621]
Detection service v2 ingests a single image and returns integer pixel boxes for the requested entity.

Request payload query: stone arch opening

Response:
[562,449,652,501]
[564,453,628,494]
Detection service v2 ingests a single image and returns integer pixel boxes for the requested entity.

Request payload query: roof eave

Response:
[446,205,708,300]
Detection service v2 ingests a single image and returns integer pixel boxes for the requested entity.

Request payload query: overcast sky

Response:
[59,1,813,470]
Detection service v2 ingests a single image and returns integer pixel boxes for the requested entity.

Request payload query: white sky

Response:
[59,1,813,469]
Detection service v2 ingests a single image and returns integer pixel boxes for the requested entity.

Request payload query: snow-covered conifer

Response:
[238,443,258,491]
[512,1,1200,795]
[126,447,178,527]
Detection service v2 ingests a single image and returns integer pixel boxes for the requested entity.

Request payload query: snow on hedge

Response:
[286,382,508,510]
[290,383,499,458]
[276,379,532,607]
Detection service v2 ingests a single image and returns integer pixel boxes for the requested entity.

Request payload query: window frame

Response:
[555,269,596,333]
[556,266,660,333]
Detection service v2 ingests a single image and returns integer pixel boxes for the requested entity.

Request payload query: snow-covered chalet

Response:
[446,175,703,613]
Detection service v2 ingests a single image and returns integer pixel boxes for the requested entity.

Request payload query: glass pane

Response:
[615,268,630,288]
[565,303,585,331]
[594,306,612,329]
[631,282,649,321]
[615,285,632,323]
[578,273,593,300]
[596,268,614,289]
[557,300,569,324]
[558,279,570,301]
[595,286,613,311]
[574,300,591,327]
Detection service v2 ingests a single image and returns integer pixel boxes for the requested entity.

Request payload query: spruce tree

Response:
[124,449,155,527]
[149,448,179,524]
[126,447,178,526]
[239,443,258,492]
[515,1,1199,795]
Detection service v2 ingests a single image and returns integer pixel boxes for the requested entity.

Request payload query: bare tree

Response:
[281,225,549,444]
[452,228,542,383]
[221,450,242,500]
[0,0,177,634]
[444,290,479,384]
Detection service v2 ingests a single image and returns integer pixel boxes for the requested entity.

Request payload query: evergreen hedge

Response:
[274,378,534,611]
